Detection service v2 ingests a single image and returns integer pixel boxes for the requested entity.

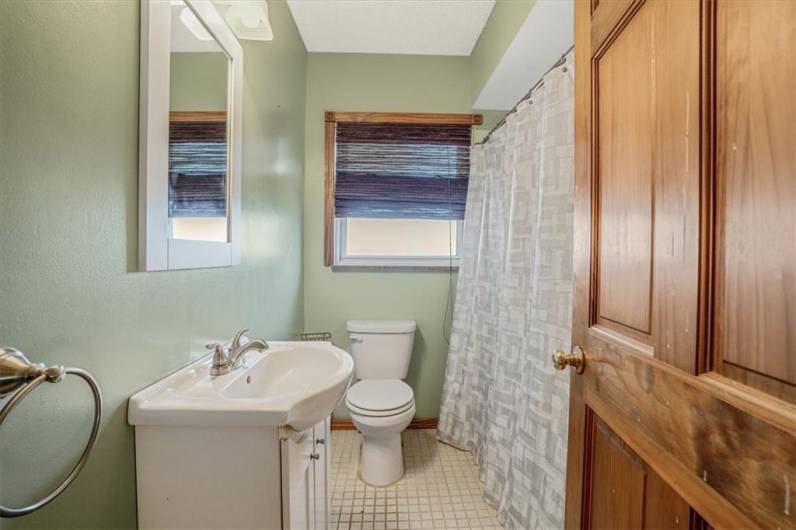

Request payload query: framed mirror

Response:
[139,0,243,271]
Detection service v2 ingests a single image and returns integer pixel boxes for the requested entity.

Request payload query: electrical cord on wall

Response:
[443,216,454,346]
[442,141,455,346]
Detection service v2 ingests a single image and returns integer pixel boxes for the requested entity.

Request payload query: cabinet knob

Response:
[552,345,586,374]
[315,438,325,445]
[309,453,320,460]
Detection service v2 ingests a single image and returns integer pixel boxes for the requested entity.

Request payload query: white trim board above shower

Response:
[473,0,574,110]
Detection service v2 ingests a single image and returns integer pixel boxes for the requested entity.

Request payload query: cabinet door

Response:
[312,417,331,530]
[281,429,315,530]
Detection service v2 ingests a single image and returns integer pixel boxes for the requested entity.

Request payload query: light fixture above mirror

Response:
[213,0,274,41]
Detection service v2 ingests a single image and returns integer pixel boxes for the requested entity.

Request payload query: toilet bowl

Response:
[346,379,415,486]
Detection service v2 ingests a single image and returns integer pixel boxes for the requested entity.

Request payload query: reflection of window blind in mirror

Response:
[168,112,227,218]
[334,123,471,220]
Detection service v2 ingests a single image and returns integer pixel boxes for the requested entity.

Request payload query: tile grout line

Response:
[330,429,502,530]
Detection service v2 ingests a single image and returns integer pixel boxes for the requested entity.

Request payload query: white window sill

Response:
[332,264,459,272]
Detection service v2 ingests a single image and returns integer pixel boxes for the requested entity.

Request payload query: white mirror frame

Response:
[139,0,243,271]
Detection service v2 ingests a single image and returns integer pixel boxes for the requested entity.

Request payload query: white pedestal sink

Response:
[128,341,353,530]
[129,340,353,430]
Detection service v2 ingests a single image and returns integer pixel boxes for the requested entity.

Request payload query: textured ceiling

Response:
[287,0,495,56]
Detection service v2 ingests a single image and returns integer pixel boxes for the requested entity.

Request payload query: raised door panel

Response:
[582,413,692,530]
[644,470,691,529]
[591,0,636,52]
[593,0,701,372]
[714,0,796,394]
[596,1,655,335]
[585,415,646,528]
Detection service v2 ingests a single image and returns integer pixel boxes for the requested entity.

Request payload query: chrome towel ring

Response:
[0,347,102,518]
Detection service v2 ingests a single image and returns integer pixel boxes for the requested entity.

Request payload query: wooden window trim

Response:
[325,111,483,126]
[323,111,482,267]
[169,111,227,123]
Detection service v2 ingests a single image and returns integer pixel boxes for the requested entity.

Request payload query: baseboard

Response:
[331,418,438,431]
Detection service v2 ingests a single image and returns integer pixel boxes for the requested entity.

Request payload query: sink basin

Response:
[128,341,353,431]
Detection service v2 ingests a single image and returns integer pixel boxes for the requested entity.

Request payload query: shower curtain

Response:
[438,51,574,530]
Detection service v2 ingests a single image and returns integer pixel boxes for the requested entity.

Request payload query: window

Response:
[324,112,481,269]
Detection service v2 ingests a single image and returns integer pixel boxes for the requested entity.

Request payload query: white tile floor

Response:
[330,429,502,530]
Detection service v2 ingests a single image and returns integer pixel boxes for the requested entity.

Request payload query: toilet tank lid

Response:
[346,320,417,334]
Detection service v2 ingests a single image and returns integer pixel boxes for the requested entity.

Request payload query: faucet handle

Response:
[206,342,226,353]
[208,343,231,374]
[231,329,250,351]
[206,342,223,351]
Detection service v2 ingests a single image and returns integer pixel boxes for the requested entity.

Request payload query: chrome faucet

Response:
[208,329,269,376]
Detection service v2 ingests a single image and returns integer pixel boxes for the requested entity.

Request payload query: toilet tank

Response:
[347,320,416,380]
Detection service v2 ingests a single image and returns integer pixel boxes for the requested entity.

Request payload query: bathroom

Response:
[0,0,793,529]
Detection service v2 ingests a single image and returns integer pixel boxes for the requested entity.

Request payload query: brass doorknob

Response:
[552,345,585,374]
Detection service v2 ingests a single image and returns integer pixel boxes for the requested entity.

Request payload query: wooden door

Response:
[564,0,795,528]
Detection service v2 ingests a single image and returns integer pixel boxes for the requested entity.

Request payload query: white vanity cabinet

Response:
[281,418,330,530]
[134,416,331,530]
[129,341,352,529]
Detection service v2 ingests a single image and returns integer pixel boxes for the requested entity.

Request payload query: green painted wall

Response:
[303,53,472,419]
[474,109,509,141]
[169,52,228,111]
[470,0,535,107]
[0,0,539,525]
[0,1,306,528]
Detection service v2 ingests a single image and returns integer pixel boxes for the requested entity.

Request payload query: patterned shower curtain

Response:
[438,51,574,530]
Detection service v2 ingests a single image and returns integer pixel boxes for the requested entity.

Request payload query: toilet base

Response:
[359,434,403,487]
[348,402,415,487]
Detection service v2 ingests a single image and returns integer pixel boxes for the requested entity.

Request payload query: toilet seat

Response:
[346,380,414,417]
[346,400,415,417]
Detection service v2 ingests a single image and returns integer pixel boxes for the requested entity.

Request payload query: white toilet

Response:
[345,319,416,487]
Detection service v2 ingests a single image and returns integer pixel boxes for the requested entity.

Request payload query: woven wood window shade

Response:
[168,113,228,218]
[334,122,472,220]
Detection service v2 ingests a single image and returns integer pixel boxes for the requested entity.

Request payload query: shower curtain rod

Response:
[475,44,574,146]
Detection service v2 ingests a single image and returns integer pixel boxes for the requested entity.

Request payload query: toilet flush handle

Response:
[349,335,363,343]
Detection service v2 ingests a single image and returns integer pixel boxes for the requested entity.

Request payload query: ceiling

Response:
[286,0,496,56]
